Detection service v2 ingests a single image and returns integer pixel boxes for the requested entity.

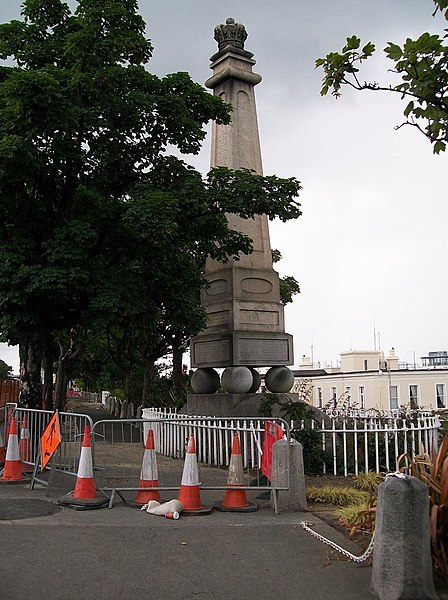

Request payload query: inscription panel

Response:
[239,309,279,325]
[193,339,231,365]
[237,338,290,363]
[207,309,230,327]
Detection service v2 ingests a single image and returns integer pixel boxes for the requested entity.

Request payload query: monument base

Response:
[183,393,332,421]
[184,393,264,417]
[190,330,293,368]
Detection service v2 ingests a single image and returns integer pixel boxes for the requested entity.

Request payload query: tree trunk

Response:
[19,331,44,409]
[54,356,70,411]
[43,336,55,411]
[172,338,184,404]
[142,360,155,407]
[54,332,81,411]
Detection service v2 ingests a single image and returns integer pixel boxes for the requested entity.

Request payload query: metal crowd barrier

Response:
[92,417,290,512]
[4,403,94,477]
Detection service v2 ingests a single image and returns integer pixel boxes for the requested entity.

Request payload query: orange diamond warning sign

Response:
[41,411,61,470]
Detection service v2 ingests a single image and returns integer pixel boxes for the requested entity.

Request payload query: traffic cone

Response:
[19,414,32,472]
[142,498,184,519]
[214,432,258,512]
[1,417,24,482]
[134,429,161,505]
[58,426,108,509]
[178,434,212,515]
[165,511,180,520]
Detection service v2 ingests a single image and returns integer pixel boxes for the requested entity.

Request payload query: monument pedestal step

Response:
[184,393,263,417]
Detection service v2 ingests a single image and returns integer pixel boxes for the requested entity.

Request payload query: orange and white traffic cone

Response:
[214,432,258,512]
[178,434,212,515]
[19,414,32,472]
[1,417,24,482]
[134,429,161,506]
[58,425,108,509]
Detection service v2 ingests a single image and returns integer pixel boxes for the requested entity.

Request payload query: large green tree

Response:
[0,1,302,409]
[316,0,448,153]
[71,160,301,408]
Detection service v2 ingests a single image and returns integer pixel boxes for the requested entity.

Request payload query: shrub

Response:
[292,427,332,475]
[399,433,448,580]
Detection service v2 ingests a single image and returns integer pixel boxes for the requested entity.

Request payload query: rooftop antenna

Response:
[373,315,377,350]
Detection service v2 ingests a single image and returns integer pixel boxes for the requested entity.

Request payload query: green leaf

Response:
[343,36,361,53]
[362,42,375,57]
[404,100,414,117]
[384,42,403,60]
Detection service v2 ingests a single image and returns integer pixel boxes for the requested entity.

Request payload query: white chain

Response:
[385,471,408,480]
[300,472,409,562]
[300,521,375,563]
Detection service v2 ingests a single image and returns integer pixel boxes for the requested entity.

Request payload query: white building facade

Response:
[294,349,448,412]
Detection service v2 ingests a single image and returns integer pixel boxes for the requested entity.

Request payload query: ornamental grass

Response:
[306,485,368,506]
[399,433,448,581]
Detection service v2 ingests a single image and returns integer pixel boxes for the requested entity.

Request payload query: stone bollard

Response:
[120,400,128,419]
[114,399,121,418]
[270,438,307,512]
[371,474,439,600]
[127,403,134,419]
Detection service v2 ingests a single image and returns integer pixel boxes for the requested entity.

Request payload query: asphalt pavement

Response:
[0,476,375,600]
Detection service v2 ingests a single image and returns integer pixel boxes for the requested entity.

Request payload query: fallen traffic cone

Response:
[134,429,161,505]
[178,434,212,515]
[58,425,108,510]
[214,432,258,512]
[19,414,32,472]
[141,498,184,520]
[1,417,24,482]
[165,511,180,520]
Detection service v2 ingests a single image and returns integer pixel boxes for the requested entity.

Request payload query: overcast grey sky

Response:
[0,1,445,373]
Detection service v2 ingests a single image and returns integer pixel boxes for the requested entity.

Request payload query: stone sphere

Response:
[265,366,294,393]
[248,368,261,393]
[191,368,220,394]
[221,366,253,394]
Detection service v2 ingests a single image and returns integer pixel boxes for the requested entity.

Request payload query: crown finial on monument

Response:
[214,18,248,51]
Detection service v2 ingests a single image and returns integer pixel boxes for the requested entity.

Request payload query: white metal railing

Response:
[142,408,267,469]
[295,413,441,476]
[140,407,441,476]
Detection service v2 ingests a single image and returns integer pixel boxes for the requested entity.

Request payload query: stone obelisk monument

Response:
[188,18,294,416]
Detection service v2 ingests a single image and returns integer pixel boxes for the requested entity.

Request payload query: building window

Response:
[409,385,419,408]
[389,385,399,410]
[331,386,337,407]
[317,387,322,408]
[345,386,351,406]
[358,386,365,409]
[436,384,445,408]
[364,359,368,371]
